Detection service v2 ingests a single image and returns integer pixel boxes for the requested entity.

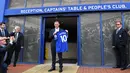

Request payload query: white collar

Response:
[55,28,59,30]
[117,27,122,30]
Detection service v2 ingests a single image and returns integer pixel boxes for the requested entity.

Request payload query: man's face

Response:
[1,24,5,29]
[15,27,21,32]
[116,22,122,29]
[54,21,60,28]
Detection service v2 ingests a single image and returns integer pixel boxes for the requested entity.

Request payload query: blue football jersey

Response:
[55,30,68,53]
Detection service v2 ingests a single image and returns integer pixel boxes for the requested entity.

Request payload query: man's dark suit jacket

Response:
[0,29,9,37]
[112,28,128,47]
[10,32,24,49]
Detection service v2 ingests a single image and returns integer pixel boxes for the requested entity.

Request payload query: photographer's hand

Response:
[9,36,15,45]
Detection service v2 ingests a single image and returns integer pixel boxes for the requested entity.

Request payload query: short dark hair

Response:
[54,20,61,24]
[54,20,60,23]
[0,22,5,25]
[116,21,122,25]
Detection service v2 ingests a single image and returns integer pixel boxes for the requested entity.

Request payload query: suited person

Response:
[112,21,128,70]
[48,20,64,72]
[0,36,15,73]
[0,22,9,48]
[5,26,24,67]
[0,22,9,39]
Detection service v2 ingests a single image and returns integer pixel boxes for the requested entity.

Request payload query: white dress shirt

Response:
[55,28,59,32]
[54,28,59,39]
[0,28,5,36]
[116,27,121,34]
[15,33,19,42]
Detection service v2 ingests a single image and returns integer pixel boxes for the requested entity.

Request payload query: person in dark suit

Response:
[0,22,9,37]
[48,20,64,72]
[4,26,24,67]
[112,21,128,70]
[0,36,15,73]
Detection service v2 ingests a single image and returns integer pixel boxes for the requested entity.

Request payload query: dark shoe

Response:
[113,66,120,68]
[121,68,126,70]
[59,68,63,72]
[48,68,55,72]
[13,64,16,67]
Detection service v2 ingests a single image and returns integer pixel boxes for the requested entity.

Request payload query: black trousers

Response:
[5,45,21,65]
[51,42,63,69]
[114,45,128,68]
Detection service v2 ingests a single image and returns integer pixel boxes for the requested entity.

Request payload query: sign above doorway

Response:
[5,2,130,16]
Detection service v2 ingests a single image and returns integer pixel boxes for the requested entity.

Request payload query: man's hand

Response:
[9,36,15,45]
[10,36,15,41]
[112,46,115,49]
[21,46,24,48]
[53,31,58,35]
[65,30,68,33]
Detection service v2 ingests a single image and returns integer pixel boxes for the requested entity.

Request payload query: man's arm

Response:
[49,29,54,39]
[0,36,14,52]
[122,29,128,46]
[0,37,7,41]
